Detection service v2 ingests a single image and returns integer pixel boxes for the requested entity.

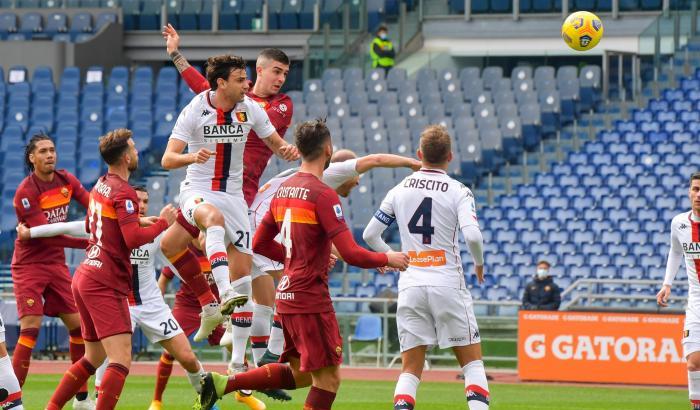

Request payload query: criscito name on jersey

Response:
[203,124,247,143]
[403,177,449,192]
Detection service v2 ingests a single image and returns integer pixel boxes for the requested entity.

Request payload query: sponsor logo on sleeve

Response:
[125,200,135,214]
[21,198,30,209]
[333,204,344,220]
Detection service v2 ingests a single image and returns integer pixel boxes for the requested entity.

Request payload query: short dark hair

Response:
[420,125,451,165]
[294,118,330,161]
[24,133,53,172]
[132,184,148,194]
[376,24,388,33]
[691,172,700,183]
[99,128,132,165]
[537,260,551,268]
[258,48,290,66]
[206,54,247,90]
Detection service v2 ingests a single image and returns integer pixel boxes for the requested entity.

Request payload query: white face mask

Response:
[379,32,387,40]
[536,269,549,279]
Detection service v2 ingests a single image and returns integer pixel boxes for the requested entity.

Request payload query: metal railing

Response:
[561,278,687,313]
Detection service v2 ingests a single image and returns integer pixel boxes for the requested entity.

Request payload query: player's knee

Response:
[198,206,224,228]
[689,360,700,372]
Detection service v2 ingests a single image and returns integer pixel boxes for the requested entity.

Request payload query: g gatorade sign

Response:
[518,311,686,385]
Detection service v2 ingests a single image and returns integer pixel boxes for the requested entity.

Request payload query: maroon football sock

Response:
[97,363,129,409]
[224,363,296,394]
[46,358,96,409]
[304,386,337,410]
[12,327,38,387]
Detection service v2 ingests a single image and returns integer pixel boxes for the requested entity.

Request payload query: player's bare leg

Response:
[158,333,205,395]
[58,312,94,409]
[453,344,489,410]
[46,341,106,410]
[687,351,700,409]
[13,315,41,387]
[161,222,222,341]
[0,339,23,409]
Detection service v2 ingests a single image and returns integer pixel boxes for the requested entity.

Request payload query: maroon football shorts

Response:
[172,296,225,346]
[11,263,78,319]
[72,268,132,342]
[176,209,200,238]
[279,311,343,372]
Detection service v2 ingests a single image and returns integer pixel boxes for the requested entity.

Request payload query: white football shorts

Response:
[0,312,5,344]
[397,286,480,352]
[683,308,700,358]
[251,252,283,280]
[130,300,184,344]
[180,189,252,255]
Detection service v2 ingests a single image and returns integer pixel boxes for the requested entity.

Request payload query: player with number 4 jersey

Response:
[363,125,490,410]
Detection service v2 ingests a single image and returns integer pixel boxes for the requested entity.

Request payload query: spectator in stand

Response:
[369,24,395,74]
[521,261,561,311]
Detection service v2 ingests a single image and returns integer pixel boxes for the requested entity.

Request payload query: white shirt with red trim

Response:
[170,90,276,195]
[372,169,479,291]
[667,211,700,318]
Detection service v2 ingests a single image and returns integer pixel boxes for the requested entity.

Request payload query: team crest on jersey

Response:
[125,199,135,214]
[335,346,342,356]
[26,298,34,307]
[279,103,288,112]
[61,187,70,197]
[235,111,248,123]
[333,204,344,220]
[21,198,30,209]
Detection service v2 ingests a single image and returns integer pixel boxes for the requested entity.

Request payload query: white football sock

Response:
[464,360,489,410]
[393,372,419,409]
[251,304,273,365]
[94,358,108,390]
[186,361,205,393]
[230,299,253,366]
[205,226,232,295]
[267,312,284,356]
[0,354,23,409]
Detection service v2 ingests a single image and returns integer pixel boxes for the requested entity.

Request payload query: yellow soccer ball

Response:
[561,11,604,51]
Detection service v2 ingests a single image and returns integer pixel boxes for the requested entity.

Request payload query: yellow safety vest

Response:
[370,37,395,68]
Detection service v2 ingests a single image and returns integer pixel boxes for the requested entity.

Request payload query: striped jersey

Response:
[171,90,276,195]
[128,233,165,306]
[372,169,479,291]
[669,211,700,317]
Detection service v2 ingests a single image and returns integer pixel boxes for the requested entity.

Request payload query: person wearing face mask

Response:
[370,24,395,73]
[521,261,561,311]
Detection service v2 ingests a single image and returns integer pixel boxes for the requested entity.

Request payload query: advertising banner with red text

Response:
[518,311,686,386]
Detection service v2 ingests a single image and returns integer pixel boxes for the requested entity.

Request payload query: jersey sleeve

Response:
[456,185,479,229]
[65,171,90,208]
[249,100,276,139]
[316,189,350,239]
[114,189,141,227]
[268,95,293,137]
[181,66,209,94]
[13,184,48,227]
[322,159,360,190]
[372,187,396,227]
[170,102,195,143]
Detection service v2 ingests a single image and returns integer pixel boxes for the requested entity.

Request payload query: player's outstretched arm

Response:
[263,132,299,162]
[161,139,214,170]
[23,220,88,239]
[158,266,174,295]
[120,204,176,249]
[363,216,393,253]
[355,154,422,174]
[252,211,285,263]
[163,24,209,93]
[658,227,683,307]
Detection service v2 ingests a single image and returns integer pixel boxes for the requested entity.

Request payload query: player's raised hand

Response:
[15,223,30,241]
[159,204,178,226]
[192,148,215,164]
[162,23,180,54]
[408,158,422,171]
[386,251,410,271]
[656,284,671,307]
[475,265,484,284]
[279,144,300,162]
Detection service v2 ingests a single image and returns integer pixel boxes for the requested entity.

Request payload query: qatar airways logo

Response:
[523,334,683,363]
[44,205,69,223]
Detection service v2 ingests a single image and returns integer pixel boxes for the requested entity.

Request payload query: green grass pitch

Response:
[22,374,690,409]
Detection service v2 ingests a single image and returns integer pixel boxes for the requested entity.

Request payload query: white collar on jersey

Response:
[419,167,447,175]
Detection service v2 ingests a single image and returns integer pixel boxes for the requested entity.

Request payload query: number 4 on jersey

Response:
[281,208,293,258]
[408,197,434,244]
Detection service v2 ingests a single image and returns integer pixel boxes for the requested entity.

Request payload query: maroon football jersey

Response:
[12,169,90,266]
[262,172,348,314]
[80,173,140,295]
